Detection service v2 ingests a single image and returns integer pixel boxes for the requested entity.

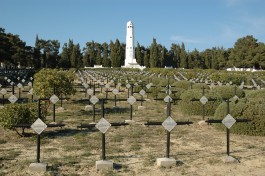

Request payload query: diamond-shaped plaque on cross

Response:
[139,89,145,96]
[50,94,59,104]
[31,118,47,134]
[0,88,7,95]
[164,95,172,103]
[105,84,110,89]
[126,83,131,89]
[127,96,136,105]
[146,84,151,89]
[8,95,18,103]
[222,114,236,129]
[200,96,208,105]
[95,118,111,133]
[112,88,119,95]
[17,83,23,88]
[162,116,177,132]
[90,96,99,105]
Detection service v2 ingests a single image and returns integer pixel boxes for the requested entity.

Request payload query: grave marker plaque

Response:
[162,116,177,132]
[31,118,47,135]
[8,94,18,103]
[1,88,7,95]
[95,118,111,134]
[50,95,59,104]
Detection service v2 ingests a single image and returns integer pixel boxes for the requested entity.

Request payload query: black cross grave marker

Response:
[206,100,251,159]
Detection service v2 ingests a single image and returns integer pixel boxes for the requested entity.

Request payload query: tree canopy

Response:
[1,27,265,70]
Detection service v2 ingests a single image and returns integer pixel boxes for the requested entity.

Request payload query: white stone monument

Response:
[123,21,145,70]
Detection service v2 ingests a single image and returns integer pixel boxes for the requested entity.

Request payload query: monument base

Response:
[122,63,146,70]
[156,158,176,167]
[224,155,239,163]
[96,160,113,170]
[29,163,47,172]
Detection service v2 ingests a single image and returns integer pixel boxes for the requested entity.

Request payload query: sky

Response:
[1,0,265,51]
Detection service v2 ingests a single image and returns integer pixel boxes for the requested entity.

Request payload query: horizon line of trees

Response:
[1,27,265,70]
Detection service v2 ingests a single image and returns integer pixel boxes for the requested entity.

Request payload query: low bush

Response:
[0,103,45,129]
[214,89,265,136]
[179,89,222,116]
[212,85,245,100]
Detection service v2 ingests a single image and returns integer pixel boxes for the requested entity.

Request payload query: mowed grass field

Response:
[0,86,265,176]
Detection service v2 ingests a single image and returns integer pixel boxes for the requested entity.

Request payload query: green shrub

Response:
[0,103,44,129]
[212,85,245,100]
[171,80,191,90]
[179,89,222,116]
[214,89,265,136]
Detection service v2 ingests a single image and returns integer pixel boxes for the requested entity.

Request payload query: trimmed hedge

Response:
[0,103,44,129]
[212,85,245,100]
[179,89,222,116]
[214,89,265,136]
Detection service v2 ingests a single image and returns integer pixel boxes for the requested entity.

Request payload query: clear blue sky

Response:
[1,0,265,51]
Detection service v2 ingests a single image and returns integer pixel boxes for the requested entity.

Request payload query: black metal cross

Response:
[206,100,251,157]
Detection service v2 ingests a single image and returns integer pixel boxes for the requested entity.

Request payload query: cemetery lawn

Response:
[0,91,265,176]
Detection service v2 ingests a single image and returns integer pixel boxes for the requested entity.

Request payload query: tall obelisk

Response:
[124,21,137,67]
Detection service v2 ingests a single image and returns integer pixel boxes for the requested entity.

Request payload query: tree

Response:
[110,39,122,67]
[33,68,76,98]
[102,42,110,67]
[143,50,150,68]
[180,42,187,68]
[229,35,260,68]
[136,42,144,66]
[150,38,158,68]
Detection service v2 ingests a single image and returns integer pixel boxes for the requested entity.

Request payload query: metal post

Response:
[37,134,40,163]
[12,83,14,95]
[141,95,143,106]
[101,99,105,118]
[166,100,171,158]
[53,86,56,122]
[202,87,205,120]
[38,99,41,118]
[166,131,170,158]
[226,100,230,156]
[93,104,95,122]
[2,95,4,106]
[130,105,133,120]
[60,94,63,107]
[18,88,21,99]
[102,133,106,160]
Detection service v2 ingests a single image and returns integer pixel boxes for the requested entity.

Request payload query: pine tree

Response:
[180,42,187,68]
[150,38,158,68]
